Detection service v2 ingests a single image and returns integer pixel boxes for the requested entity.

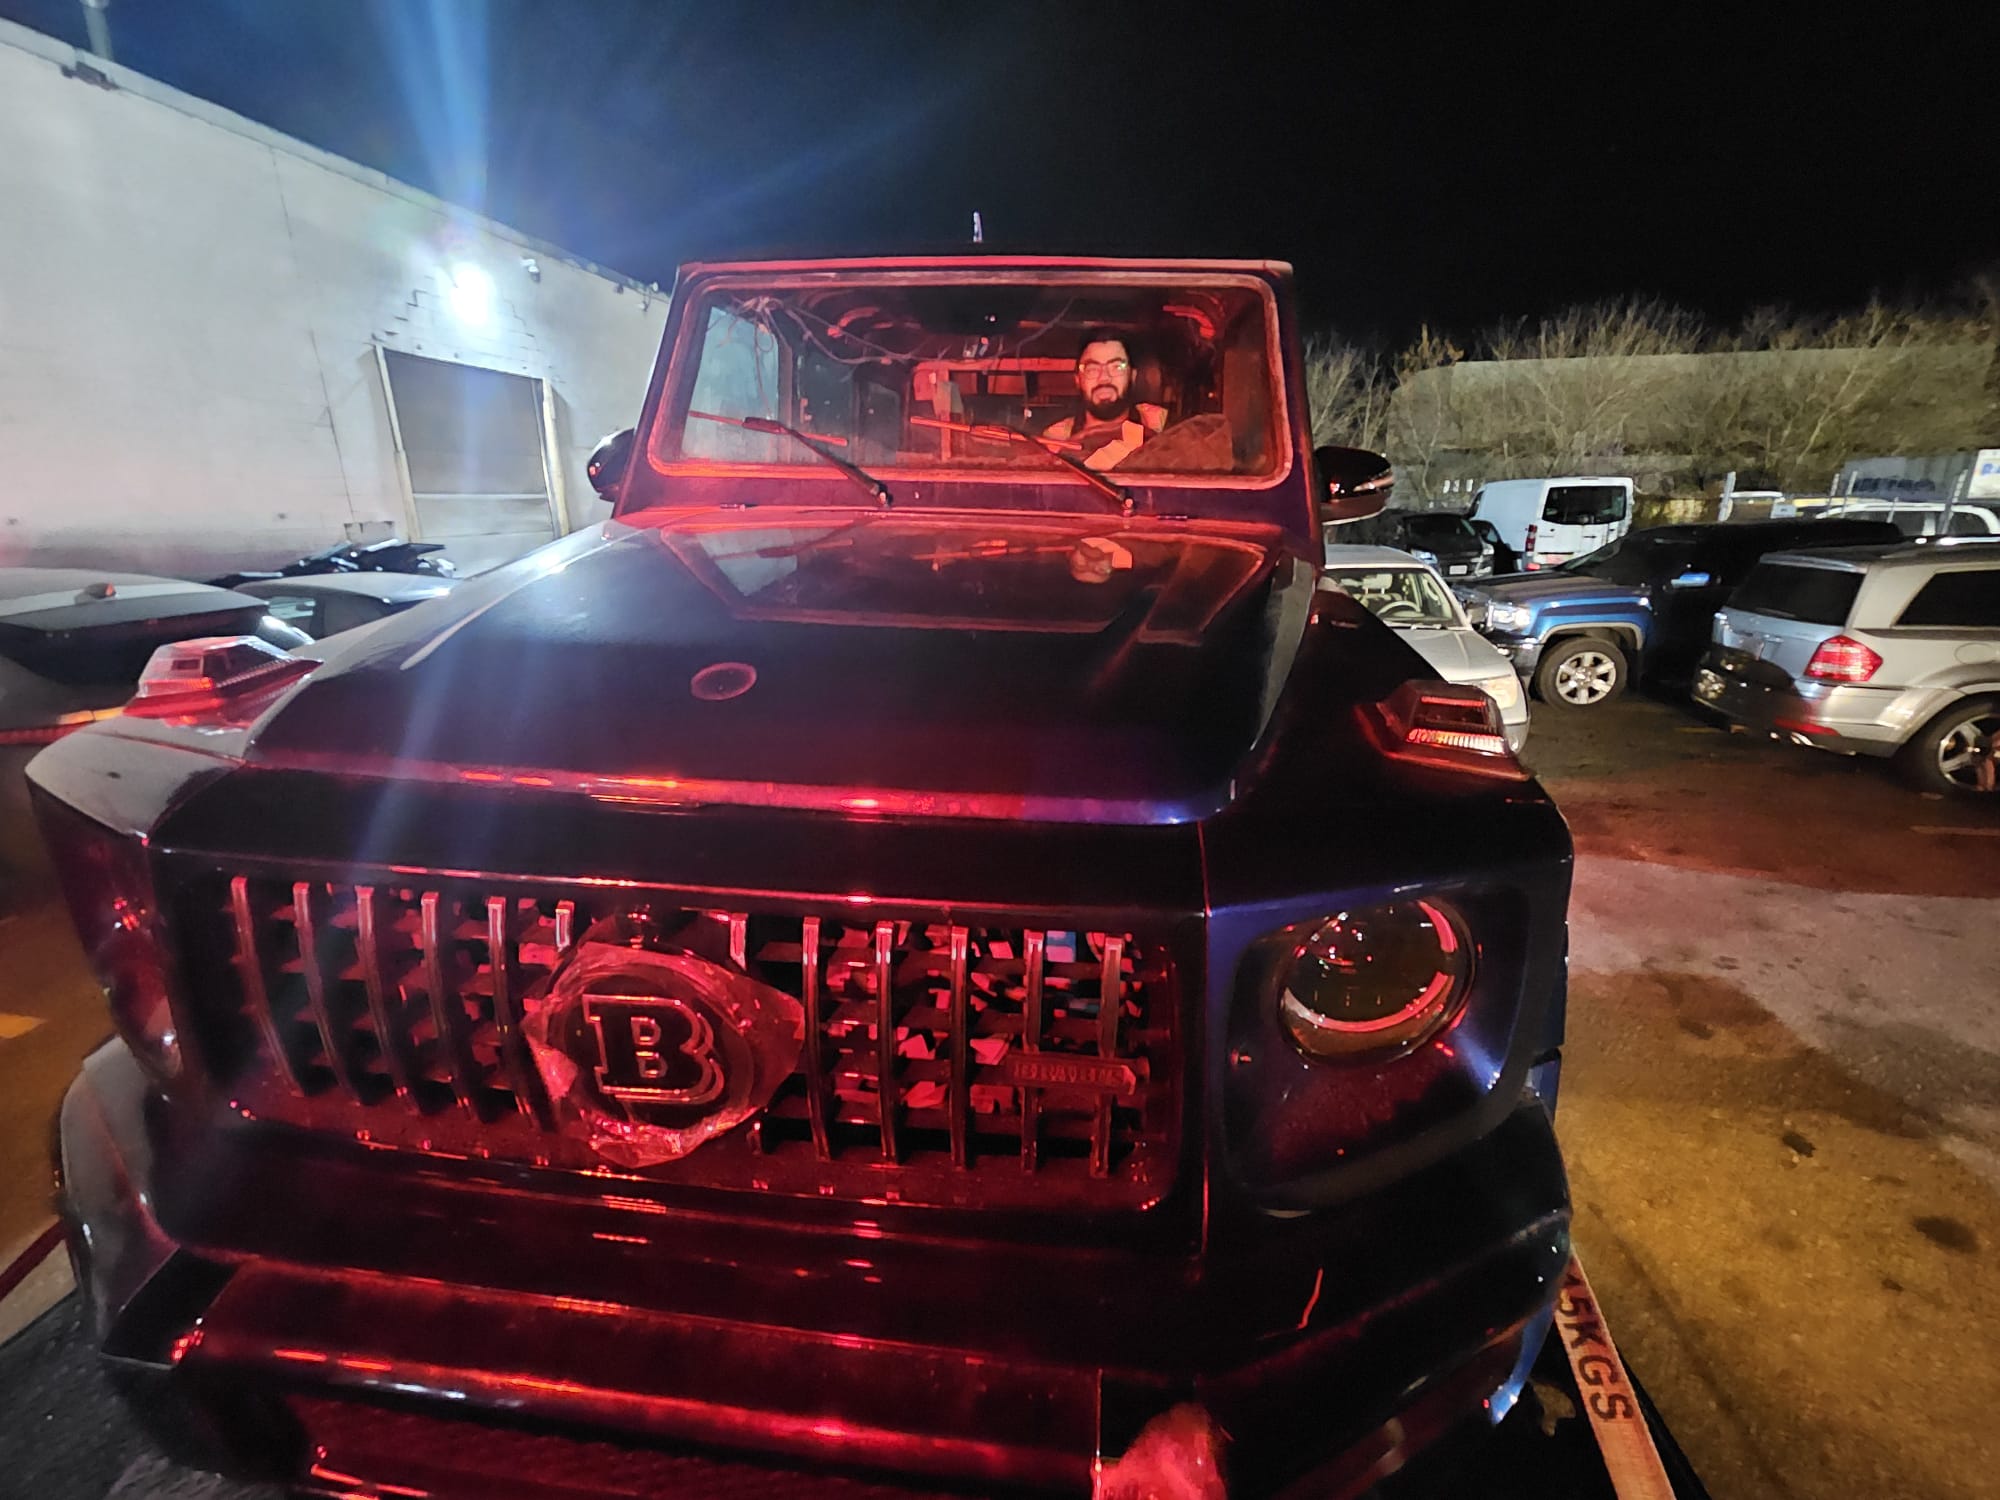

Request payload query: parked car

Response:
[1694,539,2000,796]
[1468,517,1521,573]
[1816,501,2000,539]
[1341,507,1494,580]
[1462,518,1903,708]
[32,254,1575,1498]
[1321,545,1531,750]
[235,572,457,641]
[208,537,457,589]
[1468,476,1635,571]
[1,569,309,907]
[1,568,310,742]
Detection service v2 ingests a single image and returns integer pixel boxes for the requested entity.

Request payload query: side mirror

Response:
[587,427,636,503]
[1315,445,1393,524]
[1667,570,1714,590]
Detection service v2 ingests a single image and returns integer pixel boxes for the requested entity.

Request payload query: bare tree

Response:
[1380,326,1465,499]
[1304,334,1392,452]
[1475,299,1706,473]
[1372,293,1995,498]
[1697,302,1994,489]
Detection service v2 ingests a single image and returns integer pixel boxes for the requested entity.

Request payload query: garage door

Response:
[381,350,558,575]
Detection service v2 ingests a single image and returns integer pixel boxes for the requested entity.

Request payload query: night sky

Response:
[5,0,1995,340]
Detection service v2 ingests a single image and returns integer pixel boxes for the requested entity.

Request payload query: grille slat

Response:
[1092,935,1124,1180]
[420,892,482,1116]
[873,920,899,1163]
[293,881,363,1101]
[486,896,540,1122]
[947,925,971,1169]
[800,914,833,1159]
[1020,930,1045,1172]
[183,876,1178,1209]
[230,876,305,1096]
[356,887,420,1107]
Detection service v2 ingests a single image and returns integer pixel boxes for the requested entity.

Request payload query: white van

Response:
[1468,477,1635,571]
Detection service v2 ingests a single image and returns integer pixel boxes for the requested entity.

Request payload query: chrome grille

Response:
[175,875,1179,1206]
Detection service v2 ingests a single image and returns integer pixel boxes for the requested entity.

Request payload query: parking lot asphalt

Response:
[1,697,1995,1499]
[1528,694,2000,1500]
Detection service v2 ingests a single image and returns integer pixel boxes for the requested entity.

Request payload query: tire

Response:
[1897,695,2000,798]
[1532,637,1628,708]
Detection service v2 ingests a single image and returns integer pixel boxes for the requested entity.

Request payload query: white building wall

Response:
[0,21,668,577]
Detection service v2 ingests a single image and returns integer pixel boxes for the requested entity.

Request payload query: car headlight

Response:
[1475,672,1523,713]
[1485,601,1533,632]
[1276,899,1472,1062]
[1411,548,1439,565]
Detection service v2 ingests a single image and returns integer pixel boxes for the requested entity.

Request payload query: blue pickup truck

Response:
[1457,519,1902,708]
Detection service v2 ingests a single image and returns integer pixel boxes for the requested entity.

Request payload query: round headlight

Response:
[1277,899,1470,1062]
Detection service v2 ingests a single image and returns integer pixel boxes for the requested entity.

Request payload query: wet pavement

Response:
[1530,694,2000,1500]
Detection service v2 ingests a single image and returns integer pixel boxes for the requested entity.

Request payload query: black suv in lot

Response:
[33,257,1573,1498]
[1343,508,1495,582]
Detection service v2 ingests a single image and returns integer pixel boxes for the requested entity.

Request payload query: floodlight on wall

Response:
[448,263,493,326]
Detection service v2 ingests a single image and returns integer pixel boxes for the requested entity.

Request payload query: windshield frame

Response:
[639,267,1295,496]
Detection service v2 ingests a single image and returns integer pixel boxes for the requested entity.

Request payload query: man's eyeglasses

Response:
[1079,358,1131,377]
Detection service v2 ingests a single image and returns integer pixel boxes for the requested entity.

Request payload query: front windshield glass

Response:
[1560,530,1696,585]
[1403,513,1476,542]
[1321,566,1461,626]
[649,274,1284,484]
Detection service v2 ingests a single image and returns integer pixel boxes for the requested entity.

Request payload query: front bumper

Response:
[1486,632,1543,677]
[1691,648,1902,756]
[61,1040,1570,1498]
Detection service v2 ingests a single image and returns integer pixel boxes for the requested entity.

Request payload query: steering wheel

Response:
[1374,599,1423,622]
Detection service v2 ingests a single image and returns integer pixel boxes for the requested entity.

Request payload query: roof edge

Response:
[0,15,655,295]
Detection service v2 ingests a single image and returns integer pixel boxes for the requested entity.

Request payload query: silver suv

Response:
[1693,540,2000,797]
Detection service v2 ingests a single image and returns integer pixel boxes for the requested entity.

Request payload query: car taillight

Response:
[125,635,315,721]
[1366,680,1529,780]
[1803,635,1882,684]
[32,795,182,1080]
[1523,523,1539,569]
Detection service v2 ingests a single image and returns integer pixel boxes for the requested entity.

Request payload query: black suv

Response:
[34,257,1573,1498]
[1342,509,1494,581]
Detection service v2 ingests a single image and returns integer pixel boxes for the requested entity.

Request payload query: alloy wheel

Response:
[1554,650,1619,705]
[1935,710,2000,794]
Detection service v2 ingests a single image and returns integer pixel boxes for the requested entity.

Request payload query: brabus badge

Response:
[523,923,804,1168]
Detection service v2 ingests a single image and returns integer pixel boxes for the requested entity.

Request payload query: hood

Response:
[1472,571,1643,608]
[245,512,1316,824]
[1393,625,1512,684]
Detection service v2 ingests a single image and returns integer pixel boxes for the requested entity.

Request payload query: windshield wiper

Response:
[687,410,894,508]
[984,423,1136,517]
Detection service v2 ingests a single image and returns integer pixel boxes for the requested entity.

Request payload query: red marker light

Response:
[124,636,313,720]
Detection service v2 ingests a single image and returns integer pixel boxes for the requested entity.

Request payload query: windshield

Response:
[1559,530,1696,585]
[1321,566,1461,626]
[1403,513,1477,542]
[649,275,1284,486]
